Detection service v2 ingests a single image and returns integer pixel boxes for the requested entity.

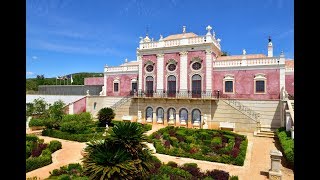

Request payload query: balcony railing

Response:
[133,90,220,99]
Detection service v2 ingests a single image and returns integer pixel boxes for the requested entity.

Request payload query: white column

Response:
[138,55,143,91]
[156,53,164,93]
[205,49,212,92]
[103,73,107,96]
[69,103,74,114]
[285,110,291,131]
[179,51,188,94]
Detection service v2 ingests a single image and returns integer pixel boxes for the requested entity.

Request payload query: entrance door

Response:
[192,74,201,98]
[146,76,154,97]
[167,75,176,97]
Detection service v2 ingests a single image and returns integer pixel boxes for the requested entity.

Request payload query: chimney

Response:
[268,36,273,57]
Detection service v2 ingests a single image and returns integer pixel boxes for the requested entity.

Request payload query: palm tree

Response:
[82,122,153,179]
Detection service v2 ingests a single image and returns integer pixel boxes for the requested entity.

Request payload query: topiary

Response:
[97,107,115,127]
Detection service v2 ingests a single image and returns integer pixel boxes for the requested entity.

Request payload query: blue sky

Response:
[26,0,294,78]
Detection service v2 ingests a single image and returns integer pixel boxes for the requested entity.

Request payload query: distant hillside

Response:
[26,72,103,92]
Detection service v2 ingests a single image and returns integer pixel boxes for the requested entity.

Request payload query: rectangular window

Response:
[225,81,233,93]
[256,81,265,93]
[114,83,119,92]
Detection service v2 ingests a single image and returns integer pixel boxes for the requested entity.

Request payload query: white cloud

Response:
[26,71,34,76]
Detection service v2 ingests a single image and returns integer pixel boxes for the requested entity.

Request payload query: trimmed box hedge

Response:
[42,129,104,142]
[276,127,294,165]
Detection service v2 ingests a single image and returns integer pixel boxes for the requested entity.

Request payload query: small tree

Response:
[97,107,115,127]
[48,100,65,120]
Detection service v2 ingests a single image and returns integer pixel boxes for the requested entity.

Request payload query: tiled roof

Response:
[216,54,267,61]
[285,60,294,68]
[163,32,198,40]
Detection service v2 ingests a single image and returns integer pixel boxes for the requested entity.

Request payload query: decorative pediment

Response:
[190,57,203,64]
[224,74,234,80]
[254,73,266,80]
[166,59,177,66]
[144,60,155,67]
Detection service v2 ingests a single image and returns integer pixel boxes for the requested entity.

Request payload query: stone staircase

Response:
[254,125,276,138]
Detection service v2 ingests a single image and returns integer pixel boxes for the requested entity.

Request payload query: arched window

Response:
[156,107,164,123]
[167,108,176,125]
[179,108,188,126]
[167,75,176,97]
[192,109,201,125]
[146,107,153,122]
[192,74,201,98]
[146,76,154,97]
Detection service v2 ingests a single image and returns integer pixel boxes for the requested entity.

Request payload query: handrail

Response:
[284,91,294,125]
[220,97,260,123]
[110,92,133,110]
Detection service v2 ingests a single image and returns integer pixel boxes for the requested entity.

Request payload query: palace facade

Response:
[85,25,294,132]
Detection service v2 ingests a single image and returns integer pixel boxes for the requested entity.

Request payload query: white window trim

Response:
[223,74,235,94]
[113,78,120,93]
[254,73,267,94]
[190,61,203,72]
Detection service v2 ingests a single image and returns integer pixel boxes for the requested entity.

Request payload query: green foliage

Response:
[97,107,115,126]
[157,165,192,179]
[60,121,87,134]
[234,138,248,166]
[27,98,49,118]
[230,175,239,180]
[48,100,66,120]
[26,151,52,172]
[29,118,46,127]
[82,122,153,180]
[167,161,178,168]
[276,128,294,165]
[26,103,35,116]
[62,112,92,122]
[26,134,39,142]
[48,140,62,152]
[169,137,179,147]
[42,129,104,142]
[182,163,198,168]
[211,137,222,146]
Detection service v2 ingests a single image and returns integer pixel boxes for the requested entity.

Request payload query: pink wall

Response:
[142,55,157,91]
[164,53,180,92]
[187,50,207,91]
[73,97,86,114]
[84,77,104,85]
[285,74,294,96]
[212,69,280,100]
[106,74,138,96]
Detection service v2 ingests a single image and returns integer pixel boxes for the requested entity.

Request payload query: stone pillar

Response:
[205,49,212,93]
[137,111,142,123]
[291,126,294,139]
[285,110,291,131]
[138,55,143,91]
[175,114,180,127]
[269,150,283,180]
[179,51,188,96]
[203,114,208,129]
[156,54,164,95]
[152,111,157,125]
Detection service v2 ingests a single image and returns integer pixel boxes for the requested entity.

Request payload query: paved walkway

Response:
[26,135,86,180]
[26,125,294,180]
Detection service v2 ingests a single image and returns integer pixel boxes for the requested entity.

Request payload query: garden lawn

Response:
[149,126,248,166]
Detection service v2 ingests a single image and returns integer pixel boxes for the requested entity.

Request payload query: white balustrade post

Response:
[269,150,283,180]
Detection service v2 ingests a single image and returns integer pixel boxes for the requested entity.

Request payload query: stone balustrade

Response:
[214,57,282,68]
[105,65,139,73]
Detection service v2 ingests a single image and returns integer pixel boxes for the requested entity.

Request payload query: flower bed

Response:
[26,135,62,172]
[149,126,248,166]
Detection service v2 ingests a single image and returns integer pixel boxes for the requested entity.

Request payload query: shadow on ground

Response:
[272,136,294,171]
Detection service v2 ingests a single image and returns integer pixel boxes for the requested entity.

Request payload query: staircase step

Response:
[253,130,275,138]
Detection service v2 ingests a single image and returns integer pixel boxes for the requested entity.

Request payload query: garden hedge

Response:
[42,129,104,142]
[276,127,294,165]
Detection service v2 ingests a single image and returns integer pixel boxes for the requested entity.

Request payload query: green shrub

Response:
[211,137,222,146]
[162,132,170,140]
[48,140,62,152]
[44,118,62,129]
[158,165,192,179]
[234,138,248,166]
[169,137,179,147]
[29,118,46,127]
[60,121,87,134]
[197,131,211,140]
[276,128,294,165]
[230,175,239,180]
[167,161,178,168]
[26,153,52,172]
[97,107,115,127]
[26,145,32,159]
[26,134,39,142]
[185,136,195,143]
[42,129,104,142]
[57,174,71,180]
[182,163,198,168]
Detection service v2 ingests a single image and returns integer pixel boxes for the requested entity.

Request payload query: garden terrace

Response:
[149,126,248,166]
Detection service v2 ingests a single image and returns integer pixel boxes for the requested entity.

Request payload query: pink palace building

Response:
[84,25,294,133]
